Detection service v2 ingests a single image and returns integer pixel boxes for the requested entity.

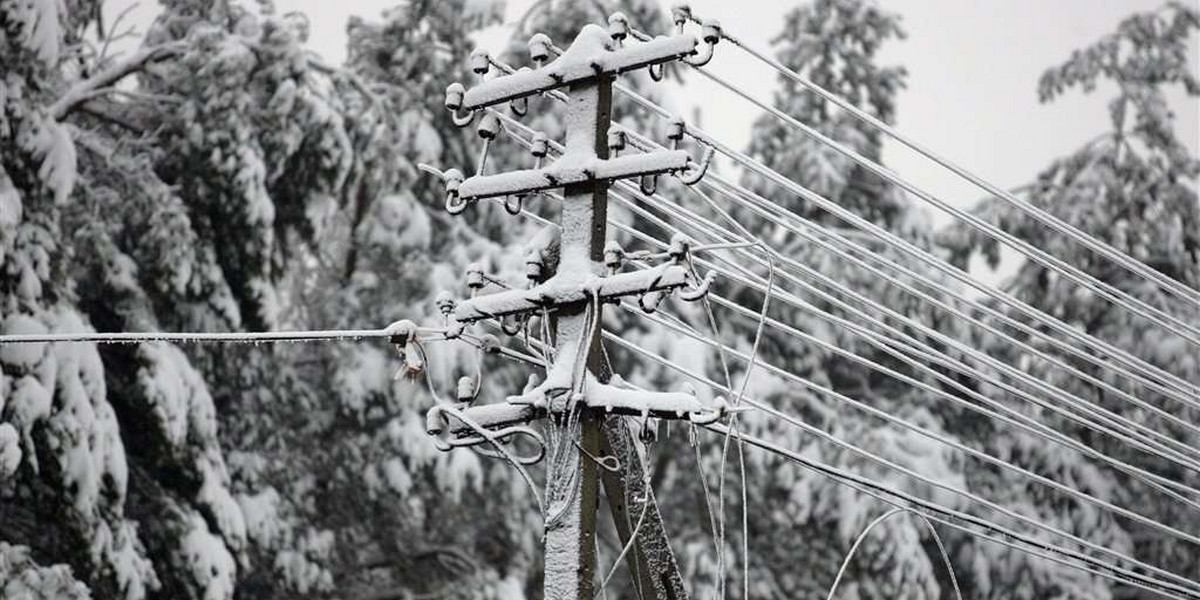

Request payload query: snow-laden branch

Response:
[51,42,186,120]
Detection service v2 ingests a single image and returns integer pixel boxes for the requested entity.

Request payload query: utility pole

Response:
[421,20,722,600]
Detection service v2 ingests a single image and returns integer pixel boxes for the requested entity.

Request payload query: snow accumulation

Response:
[0,314,48,372]
[462,24,696,109]
[584,372,720,420]
[135,343,249,587]
[182,513,237,600]
[458,150,690,201]
[454,263,689,322]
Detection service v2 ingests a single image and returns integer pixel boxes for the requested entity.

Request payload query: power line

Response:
[610,84,1200,401]
[497,117,1200,481]
[685,180,1200,466]
[604,167,1200,475]
[700,171,1200,410]
[703,174,1200,414]
[687,11,1200,307]
[599,328,1200,597]
[0,328,438,345]
[706,423,1200,600]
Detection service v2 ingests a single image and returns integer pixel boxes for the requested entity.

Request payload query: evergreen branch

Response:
[51,42,186,120]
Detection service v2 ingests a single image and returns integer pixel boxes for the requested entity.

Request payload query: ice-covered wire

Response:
[680,181,1200,472]
[701,175,1200,420]
[708,423,1200,600]
[498,120,1200,501]
[687,12,1200,307]
[613,163,1200,478]
[824,508,962,600]
[0,328,445,345]
[606,323,1200,591]
[614,211,1200,506]
[486,154,1200,589]
[622,25,1200,347]
[439,404,546,518]
[610,81,1200,400]
[490,97,1200,405]
[611,204,1200,510]
[614,107,1200,441]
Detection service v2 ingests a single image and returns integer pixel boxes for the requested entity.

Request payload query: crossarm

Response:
[454,263,690,323]
[457,150,689,202]
[462,26,697,109]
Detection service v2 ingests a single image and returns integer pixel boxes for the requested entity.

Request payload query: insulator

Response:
[668,233,691,261]
[456,376,477,403]
[477,112,501,140]
[435,291,457,316]
[465,262,485,290]
[701,18,722,44]
[444,82,465,111]
[469,48,490,75]
[525,249,545,282]
[443,168,464,194]
[607,128,626,154]
[603,240,625,273]
[530,132,549,158]
[528,33,553,65]
[510,95,529,117]
[671,3,692,30]
[639,291,666,314]
[608,12,630,42]
[425,407,448,436]
[667,117,686,145]
[385,319,419,346]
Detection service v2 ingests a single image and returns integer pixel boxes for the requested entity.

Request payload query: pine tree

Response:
[645,2,970,599]
[2,1,545,598]
[941,4,1200,598]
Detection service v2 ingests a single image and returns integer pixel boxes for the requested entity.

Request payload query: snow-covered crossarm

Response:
[505,372,726,424]
[453,263,689,323]
[457,150,689,202]
[439,403,542,437]
[461,25,697,110]
[584,377,724,423]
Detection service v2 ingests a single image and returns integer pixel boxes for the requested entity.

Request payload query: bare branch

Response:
[51,42,186,120]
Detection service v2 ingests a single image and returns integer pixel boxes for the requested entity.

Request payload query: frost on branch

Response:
[0,542,91,600]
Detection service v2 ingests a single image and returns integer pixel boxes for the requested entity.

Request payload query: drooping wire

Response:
[709,422,1200,600]
[823,508,963,600]
[604,322,1200,592]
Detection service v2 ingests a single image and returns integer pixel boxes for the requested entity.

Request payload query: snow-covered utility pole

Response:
[422,19,724,600]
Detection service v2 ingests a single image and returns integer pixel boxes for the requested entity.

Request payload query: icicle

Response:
[607,128,626,156]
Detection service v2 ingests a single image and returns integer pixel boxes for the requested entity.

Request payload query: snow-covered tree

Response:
[3,1,544,598]
[637,2,975,599]
[941,4,1200,597]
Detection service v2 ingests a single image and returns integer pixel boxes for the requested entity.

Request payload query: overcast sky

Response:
[112,0,1199,232]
